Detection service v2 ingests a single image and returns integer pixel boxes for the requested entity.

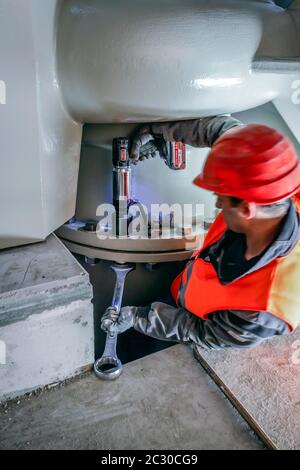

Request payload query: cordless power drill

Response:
[139,137,186,170]
[112,137,186,236]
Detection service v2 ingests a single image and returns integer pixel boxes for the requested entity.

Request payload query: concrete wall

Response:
[0,235,94,402]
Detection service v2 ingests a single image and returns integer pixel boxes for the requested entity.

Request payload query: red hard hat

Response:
[193,124,300,204]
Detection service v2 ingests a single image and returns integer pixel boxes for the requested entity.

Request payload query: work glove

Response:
[130,125,165,164]
[101,306,138,335]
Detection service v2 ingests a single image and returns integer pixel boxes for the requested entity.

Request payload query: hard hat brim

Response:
[193,161,300,205]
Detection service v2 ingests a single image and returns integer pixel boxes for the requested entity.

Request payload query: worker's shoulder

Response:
[272,238,300,286]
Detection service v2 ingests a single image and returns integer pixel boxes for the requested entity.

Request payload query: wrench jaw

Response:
[94,355,123,381]
[94,331,122,380]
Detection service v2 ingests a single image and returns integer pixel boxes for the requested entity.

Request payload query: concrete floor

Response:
[195,329,300,450]
[0,345,264,450]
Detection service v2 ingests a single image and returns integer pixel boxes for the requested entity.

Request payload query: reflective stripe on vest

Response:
[171,211,300,331]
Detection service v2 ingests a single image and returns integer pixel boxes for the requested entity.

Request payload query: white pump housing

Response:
[0,0,300,249]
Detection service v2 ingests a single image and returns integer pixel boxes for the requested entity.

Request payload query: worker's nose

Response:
[215,197,222,209]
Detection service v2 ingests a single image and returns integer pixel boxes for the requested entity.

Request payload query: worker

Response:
[101,115,300,352]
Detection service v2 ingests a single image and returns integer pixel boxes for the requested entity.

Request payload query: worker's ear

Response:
[238,201,257,220]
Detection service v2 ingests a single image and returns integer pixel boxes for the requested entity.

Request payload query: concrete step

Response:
[0,234,94,402]
[0,345,264,450]
[194,330,300,450]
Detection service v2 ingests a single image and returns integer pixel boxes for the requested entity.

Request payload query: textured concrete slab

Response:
[0,345,264,450]
[194,330,300,450]
[0,235,94,401]
[0,234,92,326]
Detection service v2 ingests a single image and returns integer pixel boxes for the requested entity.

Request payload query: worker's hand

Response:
[101,306,137,335]
[130,125,163,164]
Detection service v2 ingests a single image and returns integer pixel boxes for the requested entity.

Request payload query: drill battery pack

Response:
[139,138,186,170]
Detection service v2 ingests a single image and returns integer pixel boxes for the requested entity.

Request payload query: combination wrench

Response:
[94,263,135,380]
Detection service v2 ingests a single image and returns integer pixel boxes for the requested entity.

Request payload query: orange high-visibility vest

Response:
[171,208,300,332]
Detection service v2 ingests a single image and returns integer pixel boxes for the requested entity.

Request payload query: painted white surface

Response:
[0,0,81,250]
[57,0,298,122]
[273,98,300,144]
